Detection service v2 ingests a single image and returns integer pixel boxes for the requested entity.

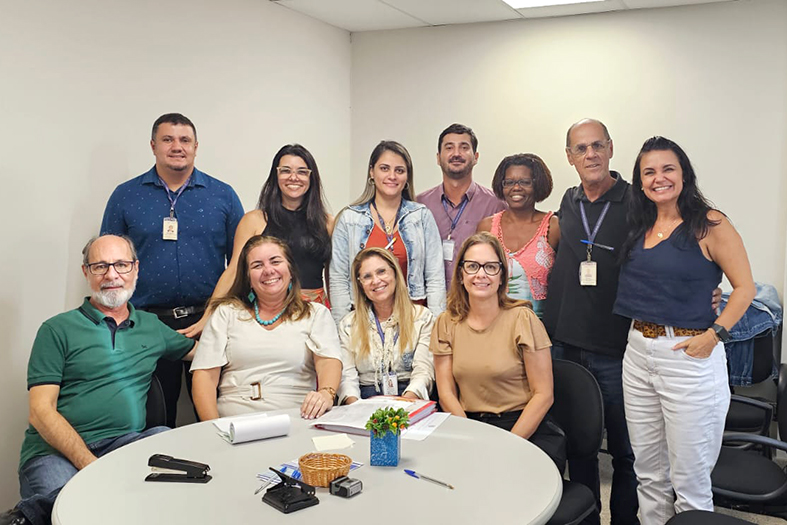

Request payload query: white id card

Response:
[382,371,398,396]
[579,260,597,286]
[442,239,455,261]
[162,217,178,241]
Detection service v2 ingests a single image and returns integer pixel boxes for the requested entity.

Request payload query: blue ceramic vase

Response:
[370,430,401,467]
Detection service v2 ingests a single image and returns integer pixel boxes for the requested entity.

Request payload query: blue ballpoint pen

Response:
[404,469,455,490]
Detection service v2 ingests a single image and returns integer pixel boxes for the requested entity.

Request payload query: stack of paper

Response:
[212,413,290,444]
[310,397,437,436]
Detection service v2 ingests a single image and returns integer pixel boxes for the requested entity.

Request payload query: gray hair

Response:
[82,234,138,265]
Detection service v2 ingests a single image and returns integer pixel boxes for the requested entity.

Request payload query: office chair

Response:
[546,359,603,525]
[145,375,168,430]
[665,510,753,524]
[711,364,787,519]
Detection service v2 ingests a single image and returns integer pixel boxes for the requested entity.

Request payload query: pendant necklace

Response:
[254,300,286,326]
[655,218,681,239]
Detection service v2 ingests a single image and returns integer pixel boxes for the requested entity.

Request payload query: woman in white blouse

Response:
[337,247,435,404]
[191,235,342,420]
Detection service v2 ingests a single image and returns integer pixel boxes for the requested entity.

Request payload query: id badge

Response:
[579,260,597,286]
[163,217,178,241]
[382,371,398,396]
[442,239,455,261]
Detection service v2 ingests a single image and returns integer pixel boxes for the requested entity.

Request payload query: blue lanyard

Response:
[374,314,399,348]
[159,176,191,218]
[441,194,469,239]
[579,201,611,245]
[371,200,402,246]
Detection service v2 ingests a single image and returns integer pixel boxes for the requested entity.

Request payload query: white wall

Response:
[351,0,787,295]
[0,0,351,507]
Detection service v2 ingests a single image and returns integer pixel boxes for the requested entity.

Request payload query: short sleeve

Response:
[305,304,343,361]
[157,320,196,361]
[27,323,66,388]
[430,312,455,356]
[514,307,552,354]
[190,303,234,371]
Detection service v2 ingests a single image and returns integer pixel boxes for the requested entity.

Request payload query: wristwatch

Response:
[711,323,732,343]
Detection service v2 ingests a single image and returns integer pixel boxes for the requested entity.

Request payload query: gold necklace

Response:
[655,218,681,239]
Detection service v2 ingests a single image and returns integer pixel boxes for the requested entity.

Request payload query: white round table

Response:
[53,410,562,524]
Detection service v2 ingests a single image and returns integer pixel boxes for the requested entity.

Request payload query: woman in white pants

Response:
[613,136,755,524]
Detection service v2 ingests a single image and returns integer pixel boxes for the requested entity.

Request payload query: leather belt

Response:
[633,320,707,339]
[145,305,205,319]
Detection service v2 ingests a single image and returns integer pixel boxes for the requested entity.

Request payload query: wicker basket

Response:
[298,453,352,487]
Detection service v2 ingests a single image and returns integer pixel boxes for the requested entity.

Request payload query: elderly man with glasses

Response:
[1,235,196,525]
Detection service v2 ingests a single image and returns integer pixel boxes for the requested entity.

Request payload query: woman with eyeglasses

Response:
[329,141,445,326]
[432,232,565,471]
[181,144,333,338]
[614,137,755,522]
[476,154,558,318]
[337,247,435,404]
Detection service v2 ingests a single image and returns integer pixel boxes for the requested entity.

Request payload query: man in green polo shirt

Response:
[1,235,196,525]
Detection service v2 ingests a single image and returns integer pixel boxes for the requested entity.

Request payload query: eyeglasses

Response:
[460,260,503,276]
[86,260,136,275]
[567,140,609,157]
[276,166,311,178]
[501,179,533,189]
[358,267,392,285]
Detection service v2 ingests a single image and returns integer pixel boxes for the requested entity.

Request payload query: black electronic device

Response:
[262,467,320,514]
[329,476,363,498]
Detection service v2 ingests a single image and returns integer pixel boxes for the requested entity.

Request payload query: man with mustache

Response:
[101,113,244,427]
[417,123,506,287]
[1,235,195,525]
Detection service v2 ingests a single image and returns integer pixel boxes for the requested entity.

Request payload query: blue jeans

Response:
[552,342,640,525]
[17,426,169,525]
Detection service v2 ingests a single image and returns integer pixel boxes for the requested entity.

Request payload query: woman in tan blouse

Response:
[432,232,565,471]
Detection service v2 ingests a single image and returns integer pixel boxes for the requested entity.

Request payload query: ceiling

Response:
[271,0,736,32]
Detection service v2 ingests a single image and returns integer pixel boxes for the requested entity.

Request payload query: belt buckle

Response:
[173,307,189,319]
[250,382,262,401]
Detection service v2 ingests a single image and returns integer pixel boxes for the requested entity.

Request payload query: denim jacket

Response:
[722,282,783,386]
[329,200,446,325]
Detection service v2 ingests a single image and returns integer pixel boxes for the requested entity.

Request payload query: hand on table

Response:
[301,389,334,419]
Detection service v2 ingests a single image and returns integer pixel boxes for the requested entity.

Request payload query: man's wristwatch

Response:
[711,323,732,343]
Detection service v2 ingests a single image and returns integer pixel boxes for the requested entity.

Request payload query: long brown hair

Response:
[446,232,530,322]
[211,235,310,322]
[350,248,415,358]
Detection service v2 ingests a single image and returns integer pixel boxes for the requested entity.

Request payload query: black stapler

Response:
[262,467,319,514]
[145,453,212,484]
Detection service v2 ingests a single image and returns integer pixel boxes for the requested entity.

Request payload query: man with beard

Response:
[417,123,505,287]
[0,235,195,525]
[101,113,243,426]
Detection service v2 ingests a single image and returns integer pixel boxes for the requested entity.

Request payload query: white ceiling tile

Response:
[516,0,626,18]
[621,0,733,8]
[273,0,427,32]
[384,0,522,26]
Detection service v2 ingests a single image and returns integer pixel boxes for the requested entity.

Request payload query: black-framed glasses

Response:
[502,179,533,188]
[86,260,136,275]
[567,140,609,157]
[460,260,503,276]
[276,166,311,178]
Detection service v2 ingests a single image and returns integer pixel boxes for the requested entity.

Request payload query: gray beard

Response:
[93,282,136,309]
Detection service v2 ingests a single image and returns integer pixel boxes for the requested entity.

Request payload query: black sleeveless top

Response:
[262,208,330,289]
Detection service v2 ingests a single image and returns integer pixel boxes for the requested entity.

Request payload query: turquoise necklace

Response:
[254,300,286,326]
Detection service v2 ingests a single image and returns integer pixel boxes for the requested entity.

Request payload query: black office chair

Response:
[145,375,168,430]
[711,364,787,519]
[546,359,604,525]
[665,510,753,524]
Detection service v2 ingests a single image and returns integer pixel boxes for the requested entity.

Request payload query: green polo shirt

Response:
[20,298,195,469]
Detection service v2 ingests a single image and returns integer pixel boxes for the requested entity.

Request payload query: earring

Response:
[288,282,293,293]
[404,182,410,191]
[248,290,256,303]
[368,177,375,186]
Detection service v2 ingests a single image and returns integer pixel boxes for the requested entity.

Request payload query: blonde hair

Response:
[446,232,530,322]
[350,247,415,359]
[211,235,310,323]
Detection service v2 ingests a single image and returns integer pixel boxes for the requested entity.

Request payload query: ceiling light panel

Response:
[514,0,626,19]
[385,0,522,26]
[501,0,604,8]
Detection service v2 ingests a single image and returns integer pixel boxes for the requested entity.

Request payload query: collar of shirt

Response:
[78,297,137,328]
[140,166,208,188]
[440,180,478,207]
[572,171,627,204]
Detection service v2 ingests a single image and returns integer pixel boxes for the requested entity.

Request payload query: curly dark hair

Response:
[491,153,553,203]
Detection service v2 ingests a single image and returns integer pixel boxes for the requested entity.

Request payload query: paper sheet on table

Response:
[401,412,450,441]
[212,413,290,444]
[312,433,355,451]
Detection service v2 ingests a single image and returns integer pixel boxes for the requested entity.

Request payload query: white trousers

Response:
[622,326,730,525]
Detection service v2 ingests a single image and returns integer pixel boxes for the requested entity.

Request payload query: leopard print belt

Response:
[633,320,707,339]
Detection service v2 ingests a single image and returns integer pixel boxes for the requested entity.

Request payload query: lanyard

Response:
[441,194,469,240]
[579,201,611,261]
[159,176,191,218]
[371,200,402,246]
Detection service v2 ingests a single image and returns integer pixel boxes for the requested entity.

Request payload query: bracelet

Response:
[707,328,721,343]
[319,386,336,398]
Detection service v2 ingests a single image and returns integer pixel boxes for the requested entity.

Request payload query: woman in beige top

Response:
[432,232,565,471]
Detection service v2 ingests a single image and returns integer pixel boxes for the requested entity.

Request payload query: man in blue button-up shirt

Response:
[101,113,244,427]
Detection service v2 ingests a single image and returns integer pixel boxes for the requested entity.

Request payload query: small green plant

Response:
[365,407,409,437]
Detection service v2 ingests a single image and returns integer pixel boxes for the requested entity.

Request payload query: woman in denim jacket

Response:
[330,141,445,326]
